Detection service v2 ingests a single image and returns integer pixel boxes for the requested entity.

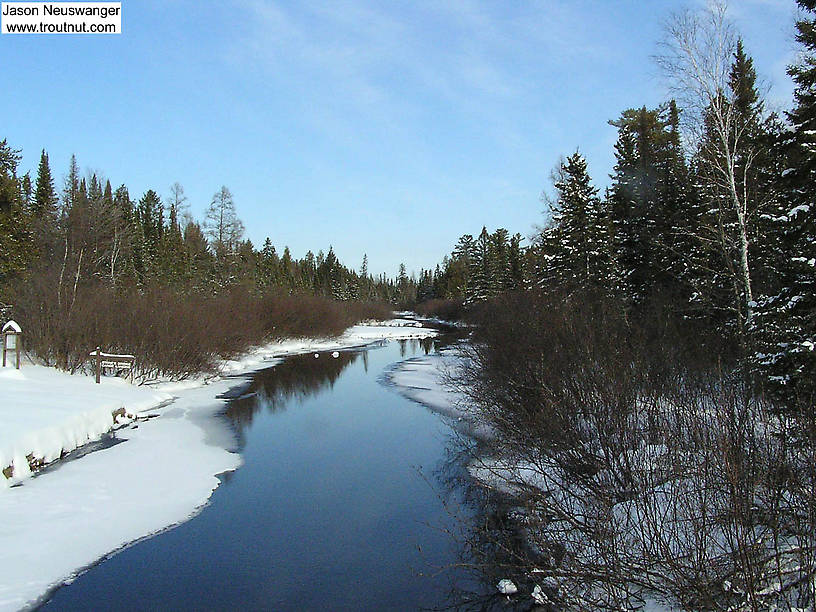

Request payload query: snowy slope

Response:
[0,366,171,486]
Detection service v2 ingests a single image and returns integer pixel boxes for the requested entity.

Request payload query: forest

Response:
[0,0,815,607]
[421,5,815,413]
[0,146,419,376]
[415,2,816,609]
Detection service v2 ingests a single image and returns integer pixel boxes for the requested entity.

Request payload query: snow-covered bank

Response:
[0,318,438,612]
[216,319,438,376]
[386,346,495,441]
[388,342,679,612]
[0,367,170,486]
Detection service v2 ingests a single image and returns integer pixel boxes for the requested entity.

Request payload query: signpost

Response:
[90,347,135,383]
[2,320,22,369]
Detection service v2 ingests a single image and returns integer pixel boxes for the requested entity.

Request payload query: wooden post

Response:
[15,335,20,369]
[1,333,5,368]
[95,346,101,384]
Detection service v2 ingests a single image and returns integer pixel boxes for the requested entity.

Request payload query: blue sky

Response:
[1,0,800,276]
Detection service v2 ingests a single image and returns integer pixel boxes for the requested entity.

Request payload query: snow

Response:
[0,317,438,611]
[88,350,135,359]
[215,319,437,376]
[1,321,21,334]
[387,342,681,612]
[0,366,170,485]
[386,347,496,441]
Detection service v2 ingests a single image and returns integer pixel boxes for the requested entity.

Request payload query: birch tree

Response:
[656,1,767,333]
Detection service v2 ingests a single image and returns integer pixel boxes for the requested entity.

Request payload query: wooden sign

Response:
[101,360,133,369]
[91,348,136,383]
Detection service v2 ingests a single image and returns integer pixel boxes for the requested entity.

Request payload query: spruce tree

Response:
[30,150,59,255]
[751,1,816,407]
[546,152,615,292]
[0,140,34,282]
[608,105,689,305]
[467,227,492,302]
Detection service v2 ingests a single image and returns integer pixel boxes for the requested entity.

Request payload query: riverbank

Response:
[387,342,689,612]
[385,344,494,442]
[0,318,437,612]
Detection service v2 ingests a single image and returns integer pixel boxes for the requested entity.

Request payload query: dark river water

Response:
[40,336,493,611]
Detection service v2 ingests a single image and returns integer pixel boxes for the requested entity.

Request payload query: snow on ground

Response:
[0,317,437,612]
[386,346,496,441]
[388,347,679,611]
[216,320,438,376]
[0,367,170,486]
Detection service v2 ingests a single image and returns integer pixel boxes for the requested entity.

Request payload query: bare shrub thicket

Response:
[456,290,816,610]
[8,279,392,380]
[415,298,466,322]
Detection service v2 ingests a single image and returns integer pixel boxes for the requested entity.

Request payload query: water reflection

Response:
[224,350,361,441]
[428,431,544,610]
[39,329,504,612]
[396,337,437,357]
[224,338,444,442]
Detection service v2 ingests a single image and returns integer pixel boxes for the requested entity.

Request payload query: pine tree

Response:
[545,153,616,292]
[751,1,816,407]
[0,139,34,282]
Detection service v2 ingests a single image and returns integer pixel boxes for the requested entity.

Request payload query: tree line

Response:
[0,150,420,307]
[423,5,814,409]
[442,2,816,608]
[0,148,417,376]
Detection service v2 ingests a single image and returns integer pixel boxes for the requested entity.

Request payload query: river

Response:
[39,334,492,610]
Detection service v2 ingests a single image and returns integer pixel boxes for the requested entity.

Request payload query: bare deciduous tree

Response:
[204,185,244,259]
[656,1,767,331]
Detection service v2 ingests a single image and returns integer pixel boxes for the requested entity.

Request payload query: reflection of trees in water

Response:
[223,335,447,443]
[223,350,360,444]
[425,429,543,611]
[396,337,442,357]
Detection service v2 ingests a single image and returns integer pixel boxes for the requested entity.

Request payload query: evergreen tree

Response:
[543,153,616,292]
[489,228,511,292]
[467,227,492,302]
[751,0,816,407]
[0,139,22,213]
[0,139,34,282]
[449,234,475,297]
[32,150,62,257]
[20,172,32,210]
[358,254,370,300]
[608,104,688,304]
[62,154,80,218]
[507,233,524,291]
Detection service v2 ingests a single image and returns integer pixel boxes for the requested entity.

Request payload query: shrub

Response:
[7,279,393,380]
